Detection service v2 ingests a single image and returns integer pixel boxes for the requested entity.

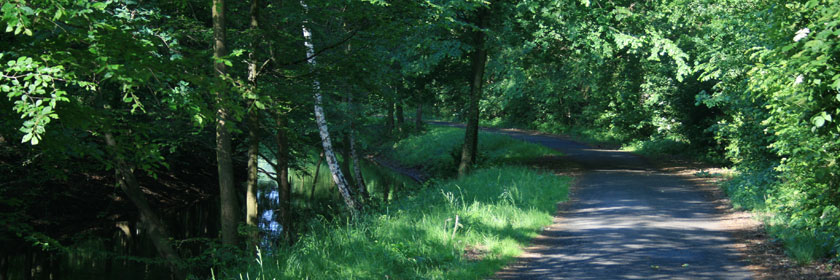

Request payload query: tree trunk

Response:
[244,0,261,247]
[386,101,395,133]
[103,133,179,265]
[0,254,7,280]
[340,135,355,191]
[349,129,368,202]
[23,250,31,280]
[396,102,404,125]
[213,0,240,247]
[301,0,361,214]
[396,102,404,134]
[415,103,423,130]
[310,151,324,201]
[273,116,293,243]
[458,9,488,178]
[245,109,259,243]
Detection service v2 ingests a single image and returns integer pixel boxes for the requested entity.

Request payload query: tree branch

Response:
[278,28,359,66]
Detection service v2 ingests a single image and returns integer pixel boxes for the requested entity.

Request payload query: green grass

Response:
[390,126,561,177]
[226,166,570,279]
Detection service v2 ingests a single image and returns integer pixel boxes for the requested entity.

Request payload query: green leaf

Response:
[814,116,825,128]
[92,2,108,10]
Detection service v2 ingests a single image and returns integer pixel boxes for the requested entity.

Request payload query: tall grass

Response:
[229,167,570,279]
[390,126,561,177]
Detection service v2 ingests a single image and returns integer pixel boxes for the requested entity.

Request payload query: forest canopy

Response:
[1,0,839,278]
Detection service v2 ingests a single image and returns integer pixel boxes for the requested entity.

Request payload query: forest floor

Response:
[431,122,839,279]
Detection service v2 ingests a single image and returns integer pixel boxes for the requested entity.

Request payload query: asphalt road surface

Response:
[432,122,753,279]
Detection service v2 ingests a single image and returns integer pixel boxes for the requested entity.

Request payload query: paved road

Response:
[432,122,753,279]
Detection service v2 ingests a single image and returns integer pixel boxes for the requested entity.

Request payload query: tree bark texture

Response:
[458,9,488,178]
[348,100,369,201]
[396,102,404,125]
[301,0,361,214]
[245,0,261,246]
[273,117,292,243]
[103,133,179,265]
[396,102,404,133]
[213,0,240,246]
[340,135,355,191]
[386,100,395,133]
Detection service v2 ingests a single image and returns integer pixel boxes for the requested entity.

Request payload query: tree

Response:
[300,0,361,214]
[244,0,262,245]
[212,0,240,247]
[458,6,489,177]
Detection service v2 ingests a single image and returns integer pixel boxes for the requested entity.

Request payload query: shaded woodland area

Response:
[1,0,839,278]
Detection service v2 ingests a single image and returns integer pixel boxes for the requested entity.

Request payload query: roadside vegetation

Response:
[389,126,561,177]
[224,127,570,279]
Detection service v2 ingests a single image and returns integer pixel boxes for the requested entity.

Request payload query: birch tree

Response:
[300,0,361,214]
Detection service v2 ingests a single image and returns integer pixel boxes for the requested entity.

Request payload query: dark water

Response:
[3,160,417,280]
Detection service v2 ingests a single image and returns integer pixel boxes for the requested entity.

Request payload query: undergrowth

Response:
[723,169,840,264]
[224,167,570,279]
[389,126,561,177]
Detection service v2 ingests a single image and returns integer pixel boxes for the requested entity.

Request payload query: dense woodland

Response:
[1,0,839,278]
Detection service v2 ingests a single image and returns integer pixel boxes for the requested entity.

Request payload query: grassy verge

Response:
[227,166,570,279]
[221,125,570,279]
[389,126,561,177]
[723,169,839,264]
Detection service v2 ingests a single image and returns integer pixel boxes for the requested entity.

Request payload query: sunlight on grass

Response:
[231,167,570,279]
[390,126,561,177]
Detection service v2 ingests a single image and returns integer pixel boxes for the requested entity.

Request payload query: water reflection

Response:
[258,189,283,251]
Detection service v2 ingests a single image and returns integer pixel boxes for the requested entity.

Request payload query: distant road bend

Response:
[432,122,753,280]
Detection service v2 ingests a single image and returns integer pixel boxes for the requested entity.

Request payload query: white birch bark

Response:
[300,1,360,213]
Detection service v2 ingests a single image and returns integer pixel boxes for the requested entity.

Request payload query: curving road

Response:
[432,122,753,279]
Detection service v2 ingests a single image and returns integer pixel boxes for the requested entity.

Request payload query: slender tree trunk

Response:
[273,116,293,243]
[415,103,423,130]
[213,0,240,247]
[309,151,324,201]
[0,254,7,280]
[245,110,259,242]
[348,117,368,201]
[301,0,361,214]
[396,102,404,125]
[23,250,31,280]
[340,135,355,190]
[244,0,261,247]
[385,101,395,133]
[396,102,404,134]
[103,133,179,265]
[458,9,488,178]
